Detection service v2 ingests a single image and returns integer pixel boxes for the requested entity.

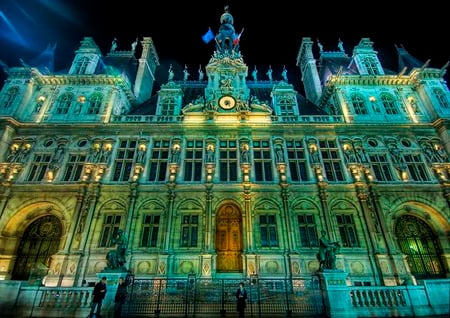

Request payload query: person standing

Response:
[114,277,128,318]
[89,276,107,318]
[235,282,247,318]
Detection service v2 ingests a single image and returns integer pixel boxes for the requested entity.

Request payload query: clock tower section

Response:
[204,6,251,112]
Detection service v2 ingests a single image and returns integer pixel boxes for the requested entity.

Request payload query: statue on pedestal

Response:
[317,230,340,271]
[106,230,127,270]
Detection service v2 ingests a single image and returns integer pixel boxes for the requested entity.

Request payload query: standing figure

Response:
[114,277,128,318]
[317,39,324,52]
[252,66,258,81]
[338,38,344,52]
[111,37,118,52]
[281,65,288,82]
[198,65,204,81]
[206,144,215,163]
[89,276,107,318]
[235,282,248,318]
[131,37,138,52]
[266,65,273,81]
[275,145,284,163]
[183,65,190,81]
[168,64,175,82]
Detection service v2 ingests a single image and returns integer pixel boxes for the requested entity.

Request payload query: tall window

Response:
[403,154,430,181]
[433,88,449,109]
[2,86,19,109]
[253,140,273,182]
[87,93,103,114]
[219,140,238,182]
[319,139,345,181]
[381,94,399,115]
[160,97,177,116]
[62,154,87,182]
[350,94,368,115]
[297,214,318,247]
[260,214,278,247]
[336,214,359,247]
[112,139,136,182]
[362,56,379,75]
[181,215,198,247]
[184,140,203,182]
[368,153,395,181]
[55,93,74,114]
[99,214,121,247]
[74,57,90,74]
[278,96,296,116]
[26,154,52,182]
[148,140,169,182]
[286,140,308,182]
[141,214,160,247]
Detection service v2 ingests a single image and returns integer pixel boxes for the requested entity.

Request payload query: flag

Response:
[233,28,244,46]
[201,28,215,44]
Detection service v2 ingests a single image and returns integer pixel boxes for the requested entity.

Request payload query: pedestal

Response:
[317,270,357,318]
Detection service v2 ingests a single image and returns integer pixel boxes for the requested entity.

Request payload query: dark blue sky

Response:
[1,0,448,84]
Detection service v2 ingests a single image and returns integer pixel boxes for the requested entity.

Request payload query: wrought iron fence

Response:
[122,276,324,317]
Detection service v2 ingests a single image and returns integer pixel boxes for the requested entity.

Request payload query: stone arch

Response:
[11,214,62,281]
[394,213,447,280]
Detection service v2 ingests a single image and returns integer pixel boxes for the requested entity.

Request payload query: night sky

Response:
[1,0,449,88]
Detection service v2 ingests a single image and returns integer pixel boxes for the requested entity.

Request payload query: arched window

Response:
[87,93,103,114]
[395,214,445,279]
[11,215,62,281]
[350,94,368,115]
[278,96,295,116]
[381,94,399,115]
[55,93,74,114]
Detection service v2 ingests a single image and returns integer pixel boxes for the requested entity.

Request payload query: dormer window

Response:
[362,56,379,75]
[74,57,90,75]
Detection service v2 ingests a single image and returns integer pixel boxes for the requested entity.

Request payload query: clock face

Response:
[218,95,236,110]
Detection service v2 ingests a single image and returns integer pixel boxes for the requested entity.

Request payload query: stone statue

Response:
[252,66,258,81]
[168,64,175,82]
[215,5,238,53]
[183,65,190,81]
[266,66,273,81]
[198,65,204,81]
[338,38,344,52]
[281,66,288,82]
[131,37,138,52]
[317,230,340,271]
[111,37,118,52]
[317,39,324,52]
[106,229,127,270]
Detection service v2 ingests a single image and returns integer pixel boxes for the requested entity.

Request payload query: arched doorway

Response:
[215,204,243,272]
[11,215,62,280]
[395,215,446,279]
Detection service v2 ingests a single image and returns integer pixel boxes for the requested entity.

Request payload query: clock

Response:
[218,95,236,110]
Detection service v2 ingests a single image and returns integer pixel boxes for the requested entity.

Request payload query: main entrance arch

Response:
[11,215,62,280]
[215,204,243,272]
